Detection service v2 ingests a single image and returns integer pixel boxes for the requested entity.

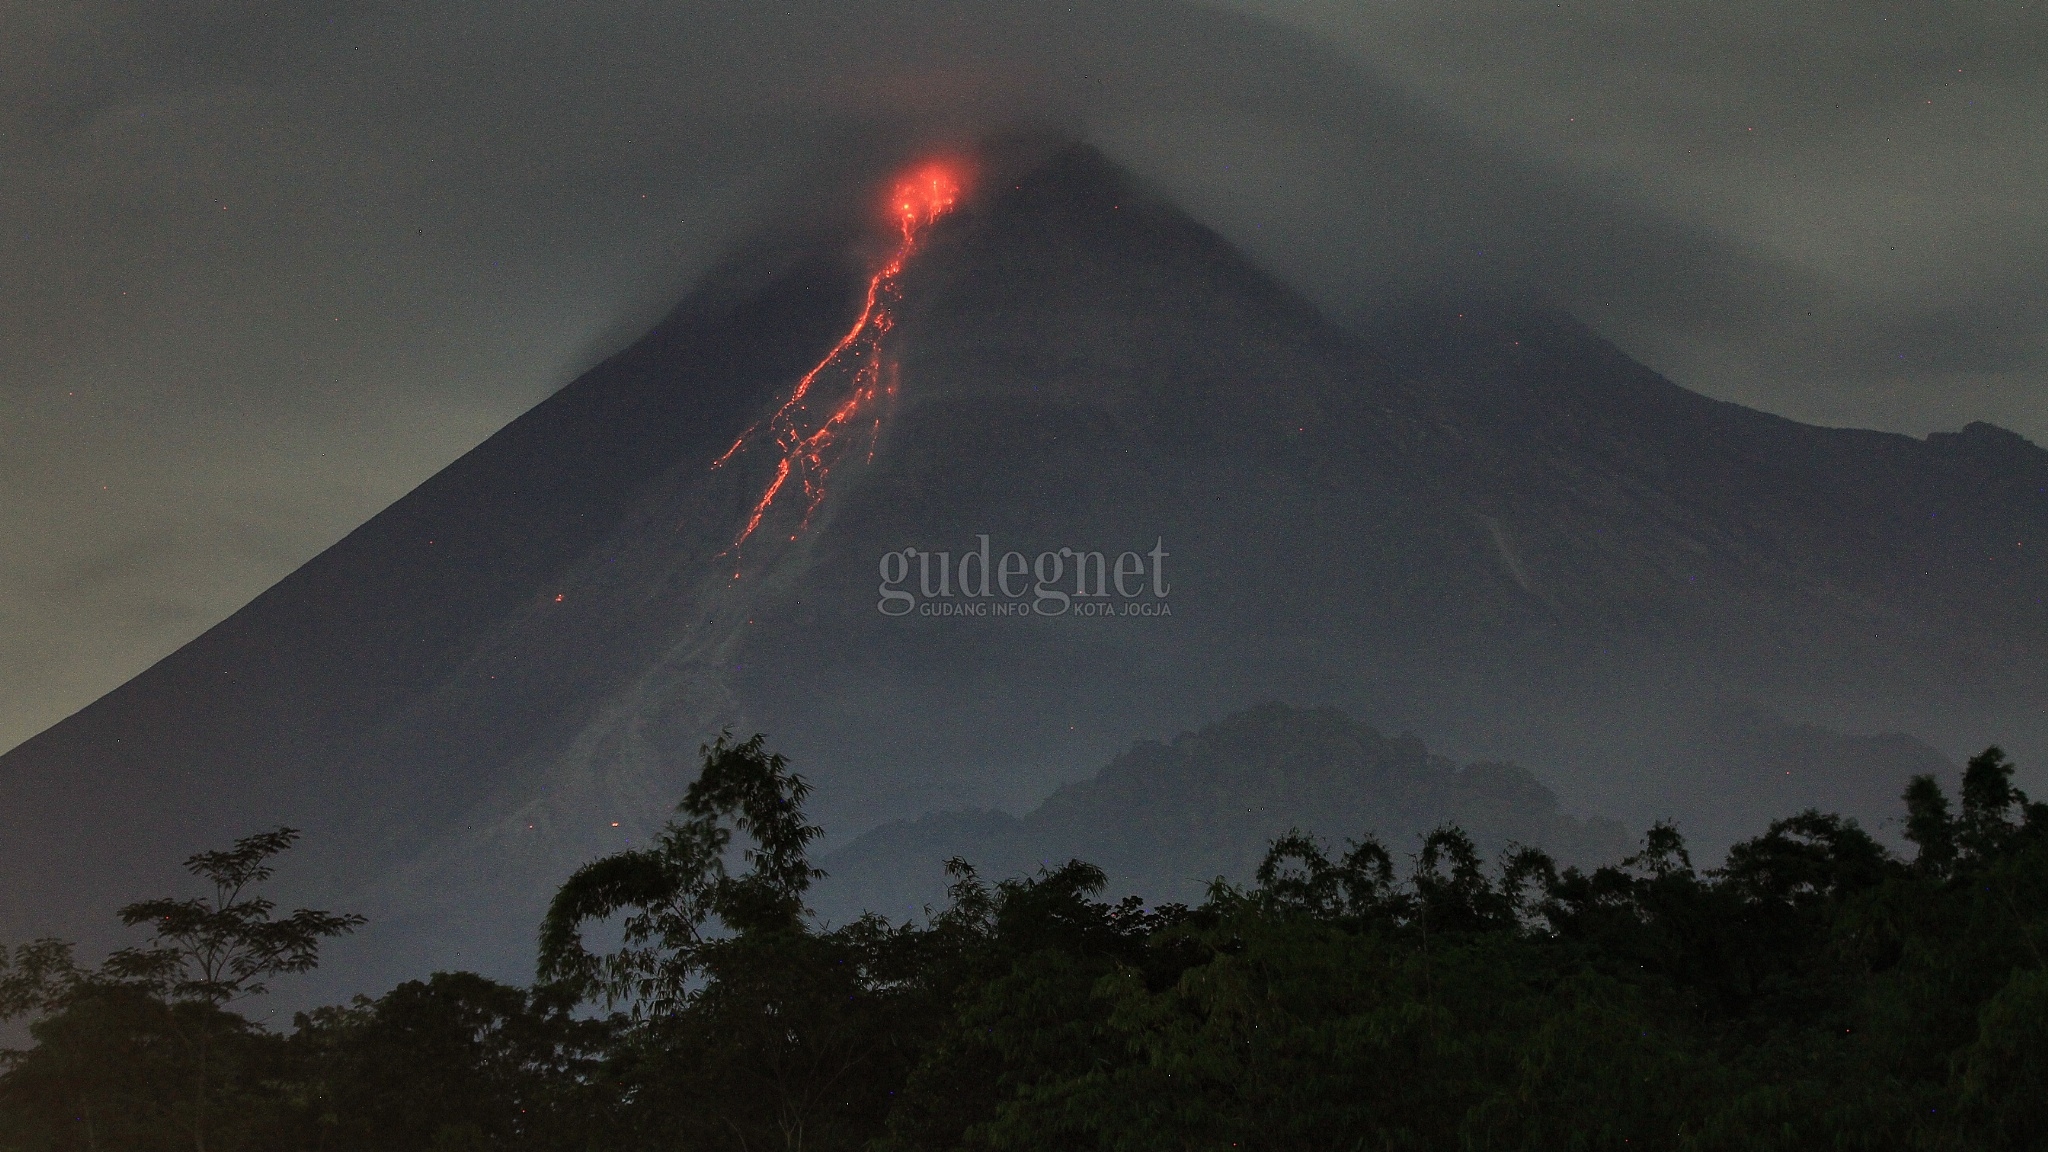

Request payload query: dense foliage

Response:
[4,739,2044,1151]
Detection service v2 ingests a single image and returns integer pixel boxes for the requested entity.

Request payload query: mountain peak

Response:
[1929,420,2043,458]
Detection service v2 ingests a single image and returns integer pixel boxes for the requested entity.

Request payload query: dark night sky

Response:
[3,0,2043,755]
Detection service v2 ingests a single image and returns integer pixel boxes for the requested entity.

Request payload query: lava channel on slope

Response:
[712,163,963,550]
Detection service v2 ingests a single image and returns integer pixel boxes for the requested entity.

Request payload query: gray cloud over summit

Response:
[3,0,2043,751]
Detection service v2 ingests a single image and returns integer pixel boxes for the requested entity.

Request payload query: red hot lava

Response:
[714,163,963,549]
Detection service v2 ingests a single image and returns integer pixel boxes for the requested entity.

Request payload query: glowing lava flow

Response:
[714,164,961,549]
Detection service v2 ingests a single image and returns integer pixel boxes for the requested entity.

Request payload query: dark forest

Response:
[5,733,2044,1152]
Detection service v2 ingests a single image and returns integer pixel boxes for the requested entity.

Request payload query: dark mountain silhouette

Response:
[2,142,2042,1000]
[816,700,1961,925]
[815,703,1632,922]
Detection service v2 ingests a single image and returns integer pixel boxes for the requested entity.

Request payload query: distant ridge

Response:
[817,703,1631,921]
[814,701,1963,922]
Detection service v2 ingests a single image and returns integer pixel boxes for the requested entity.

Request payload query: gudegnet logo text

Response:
[878,535,1172,618]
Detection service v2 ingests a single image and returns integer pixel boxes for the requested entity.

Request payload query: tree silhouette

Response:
[105,826,364,1006]
[538,731,823,1013]
[98,826,361,1152]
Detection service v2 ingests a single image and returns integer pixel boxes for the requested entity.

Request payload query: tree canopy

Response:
[4,740,2045,1151]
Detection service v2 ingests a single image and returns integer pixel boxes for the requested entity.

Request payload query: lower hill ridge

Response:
[813,701,1953,922]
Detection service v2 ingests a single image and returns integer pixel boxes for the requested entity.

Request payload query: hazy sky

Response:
[4,0,2043,754]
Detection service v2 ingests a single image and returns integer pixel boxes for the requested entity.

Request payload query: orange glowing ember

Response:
[893,163,961,240]
[713,162,963,549]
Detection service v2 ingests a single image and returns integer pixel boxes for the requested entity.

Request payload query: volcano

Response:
[5,144,2046,998]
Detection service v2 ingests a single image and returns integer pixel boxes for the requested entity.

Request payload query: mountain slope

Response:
[2,143,2041,998]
